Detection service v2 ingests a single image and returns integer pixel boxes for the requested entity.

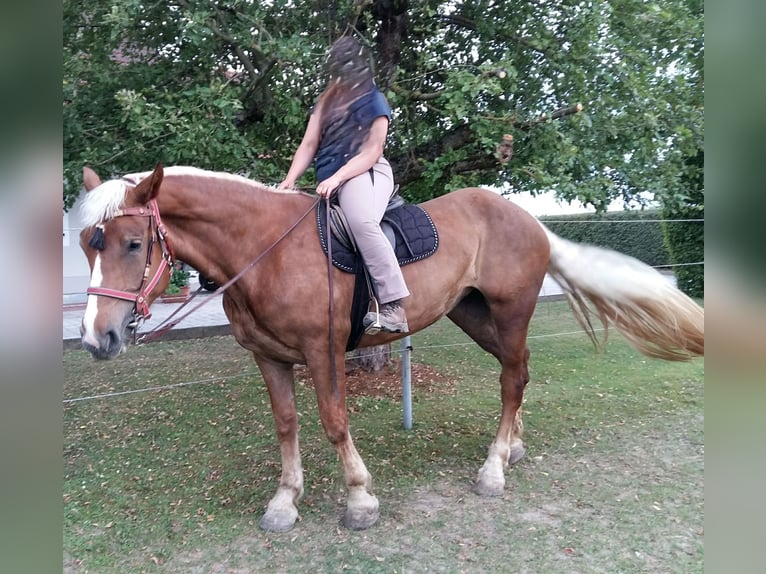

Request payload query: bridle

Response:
[86,198,175,326]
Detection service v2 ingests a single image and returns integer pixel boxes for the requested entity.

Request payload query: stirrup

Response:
[363,298,382,335]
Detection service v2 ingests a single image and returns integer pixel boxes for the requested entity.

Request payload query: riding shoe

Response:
[363,300,409,335]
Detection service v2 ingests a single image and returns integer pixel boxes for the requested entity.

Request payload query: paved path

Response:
[63,275,565,348]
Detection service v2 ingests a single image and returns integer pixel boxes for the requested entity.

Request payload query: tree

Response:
[64,0,703,214]
[662,148,704,298]
[64,1,703,373]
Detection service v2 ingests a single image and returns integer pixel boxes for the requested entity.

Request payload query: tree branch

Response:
[436,14,476,30]
[436,14,551,55]
[177,0,268,83]
[209,6,262,78]
[515,103,583,130]
[388,123,475,186]
[389,103,582,187]
[451,154,498,174]
[391,83,443,101]
[175,1,278,123]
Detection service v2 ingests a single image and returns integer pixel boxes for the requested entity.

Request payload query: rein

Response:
[325,195,339,400]
[89,191,339,399]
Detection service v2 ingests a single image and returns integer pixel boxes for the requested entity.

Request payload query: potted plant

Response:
[161,262,191,301]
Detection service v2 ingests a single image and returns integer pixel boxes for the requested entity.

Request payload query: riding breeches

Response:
[337,157,410,304]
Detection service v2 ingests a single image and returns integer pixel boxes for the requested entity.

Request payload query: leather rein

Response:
[138,196,322,344]
[87,195,323,339]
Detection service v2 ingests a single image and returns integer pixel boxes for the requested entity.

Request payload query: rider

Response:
[278,35,409,334]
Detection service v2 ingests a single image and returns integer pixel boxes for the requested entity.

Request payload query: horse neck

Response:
[154,173,310,279]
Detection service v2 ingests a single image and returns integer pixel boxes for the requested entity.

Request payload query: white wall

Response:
[63,190,92,303]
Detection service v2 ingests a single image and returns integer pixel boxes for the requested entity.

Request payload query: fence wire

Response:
[63,326,606,404]
[64,260,703,405]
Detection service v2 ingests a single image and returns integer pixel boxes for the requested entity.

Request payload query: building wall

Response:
[63,190,91,303]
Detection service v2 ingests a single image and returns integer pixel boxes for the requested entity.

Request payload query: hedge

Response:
[662,150,704,298]
[539,209,671,268]
[538,206,703,298]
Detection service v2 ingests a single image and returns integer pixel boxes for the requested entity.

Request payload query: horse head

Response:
[78,163,173,359]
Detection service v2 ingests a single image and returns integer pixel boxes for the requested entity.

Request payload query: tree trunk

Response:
[346,344,392,373]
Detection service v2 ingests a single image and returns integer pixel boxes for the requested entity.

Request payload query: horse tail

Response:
[541,226,704,361]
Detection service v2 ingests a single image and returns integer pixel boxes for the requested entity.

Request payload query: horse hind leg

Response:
[448,291,532,496]
[473,345,530,497]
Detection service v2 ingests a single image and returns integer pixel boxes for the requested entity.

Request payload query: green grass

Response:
[63,300,703,573]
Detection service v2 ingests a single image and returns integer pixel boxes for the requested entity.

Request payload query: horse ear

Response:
[134,163,164,204]
[83,166,102,191]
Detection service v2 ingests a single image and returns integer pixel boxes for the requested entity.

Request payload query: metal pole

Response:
[401,336,413,430]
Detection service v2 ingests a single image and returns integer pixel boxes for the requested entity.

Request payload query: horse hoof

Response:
[343,490,379,530]
[508,444,526,466]
[473,479,505,497]
[259,507,298,532]
[343,506,380,530]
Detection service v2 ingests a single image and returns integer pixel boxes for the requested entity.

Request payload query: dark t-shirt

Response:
[314,85,392,182]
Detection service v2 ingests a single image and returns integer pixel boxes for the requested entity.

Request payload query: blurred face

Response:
[325,36,372,85]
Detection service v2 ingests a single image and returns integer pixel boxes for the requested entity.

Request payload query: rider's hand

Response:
[316,175,342,198]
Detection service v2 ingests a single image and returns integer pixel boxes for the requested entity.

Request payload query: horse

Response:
[77,163,704,532]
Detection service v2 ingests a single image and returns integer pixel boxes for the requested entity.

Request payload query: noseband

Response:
[86,199,175,324]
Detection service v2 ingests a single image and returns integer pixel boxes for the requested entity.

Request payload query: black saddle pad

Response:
[316,200,439,351]
[316,201,439,273]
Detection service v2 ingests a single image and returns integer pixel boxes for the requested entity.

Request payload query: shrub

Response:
[539,209,671,267]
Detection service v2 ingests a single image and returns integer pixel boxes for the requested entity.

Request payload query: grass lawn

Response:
[63,300,704,573]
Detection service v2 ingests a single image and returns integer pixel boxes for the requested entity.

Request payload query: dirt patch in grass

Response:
[154,408,703,574]
[296,359,458,400]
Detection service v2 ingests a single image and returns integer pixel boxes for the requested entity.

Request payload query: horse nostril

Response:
[106,329,120,352]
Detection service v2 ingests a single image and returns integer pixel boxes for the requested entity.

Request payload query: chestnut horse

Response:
[78,164,703,531]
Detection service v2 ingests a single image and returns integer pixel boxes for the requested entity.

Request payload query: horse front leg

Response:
[255,357,304,532]
[309,354,379,530]
[474,346,530,496]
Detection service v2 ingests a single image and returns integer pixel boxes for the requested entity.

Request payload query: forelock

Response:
[79,179,129,227]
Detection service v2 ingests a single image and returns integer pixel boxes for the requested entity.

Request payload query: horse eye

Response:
[128,239,142,251]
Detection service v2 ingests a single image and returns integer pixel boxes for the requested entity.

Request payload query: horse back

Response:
[421,186,549,272]
[389,187,550,326]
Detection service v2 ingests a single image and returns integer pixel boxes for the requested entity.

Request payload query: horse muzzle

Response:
[80,320,132,360]
[82,331,129,360]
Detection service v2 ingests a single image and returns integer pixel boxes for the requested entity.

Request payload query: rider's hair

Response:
[315,36,376,135]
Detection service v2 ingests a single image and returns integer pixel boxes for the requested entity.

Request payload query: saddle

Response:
[316,191,439,350]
